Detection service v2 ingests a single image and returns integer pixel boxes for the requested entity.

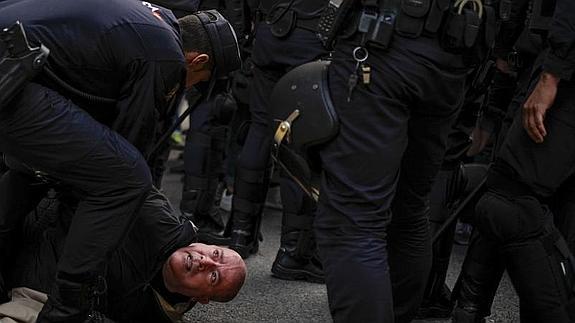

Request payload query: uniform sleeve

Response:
[543,0,575,80]
[105,23,186,158]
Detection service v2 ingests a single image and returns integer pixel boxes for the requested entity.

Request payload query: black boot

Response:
[196,181,228,242]
[197,188,233,246]
[452,306,487,323]
[417,284,453,319]
[451,231,505,323]
[181,176,226,237]
[271,247,324,283]
[271,194,324,284]
[37,275,110,323]
[228,199,264,258]
[228,167,270,259]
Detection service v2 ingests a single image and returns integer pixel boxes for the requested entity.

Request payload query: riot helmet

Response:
[195,10,242,79]
[270,60,339,156]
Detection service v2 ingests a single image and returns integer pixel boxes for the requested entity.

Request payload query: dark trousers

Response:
[232,25,326,221]
[183,95,228,188]
[315,34,468,322]
[0,83,151,281]
[477,77,575,322]
[238,24,327,172]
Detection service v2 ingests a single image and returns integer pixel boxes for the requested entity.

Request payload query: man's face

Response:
[185,52,212,87]
[163,243,246,303]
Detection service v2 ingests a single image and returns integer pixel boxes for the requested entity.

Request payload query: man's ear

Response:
[189,53,210,66]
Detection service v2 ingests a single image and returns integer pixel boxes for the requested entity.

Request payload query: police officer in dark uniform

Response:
[216,0,328,283]
[449,1,540,321]
[152,0,247,239]
[312,0,490,321]
[417,2,537,314]
[452,0,575,321]
[0,0,238,321]
[178,0,245,241]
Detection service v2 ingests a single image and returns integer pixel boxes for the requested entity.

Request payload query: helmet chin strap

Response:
[204,68,217,101]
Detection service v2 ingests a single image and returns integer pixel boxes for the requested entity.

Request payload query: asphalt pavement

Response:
[161,164,519,323]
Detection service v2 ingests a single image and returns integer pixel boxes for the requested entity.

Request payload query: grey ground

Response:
[161,162,519,323]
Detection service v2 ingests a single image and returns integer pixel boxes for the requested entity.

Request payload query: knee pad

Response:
[475,191,545,243]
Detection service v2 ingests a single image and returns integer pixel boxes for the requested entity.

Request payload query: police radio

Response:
[317,0,346,49]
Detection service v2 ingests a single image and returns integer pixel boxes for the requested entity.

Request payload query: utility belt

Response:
[257,1,323,38]
[353,0,496,55]
[317,0,496,59]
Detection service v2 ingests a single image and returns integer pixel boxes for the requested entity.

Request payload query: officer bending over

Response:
[0,0,239,321]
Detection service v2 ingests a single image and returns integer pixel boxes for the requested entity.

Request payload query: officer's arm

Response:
[522,0,574,143]
[106,24,186,158]
[112,60,184,158]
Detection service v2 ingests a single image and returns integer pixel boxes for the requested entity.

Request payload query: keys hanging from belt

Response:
[361,64,371,85]
[347,46,370,102]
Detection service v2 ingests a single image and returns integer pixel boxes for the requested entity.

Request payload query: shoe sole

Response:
[271,263,325,284]
[415,306,454,319]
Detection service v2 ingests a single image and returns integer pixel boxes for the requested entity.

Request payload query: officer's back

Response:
[0,0,184,122]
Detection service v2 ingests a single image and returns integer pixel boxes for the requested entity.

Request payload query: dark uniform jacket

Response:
[10,189,197,323]
[493,0,574,81]
[543,0,575,81]
[0,0,187,158]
